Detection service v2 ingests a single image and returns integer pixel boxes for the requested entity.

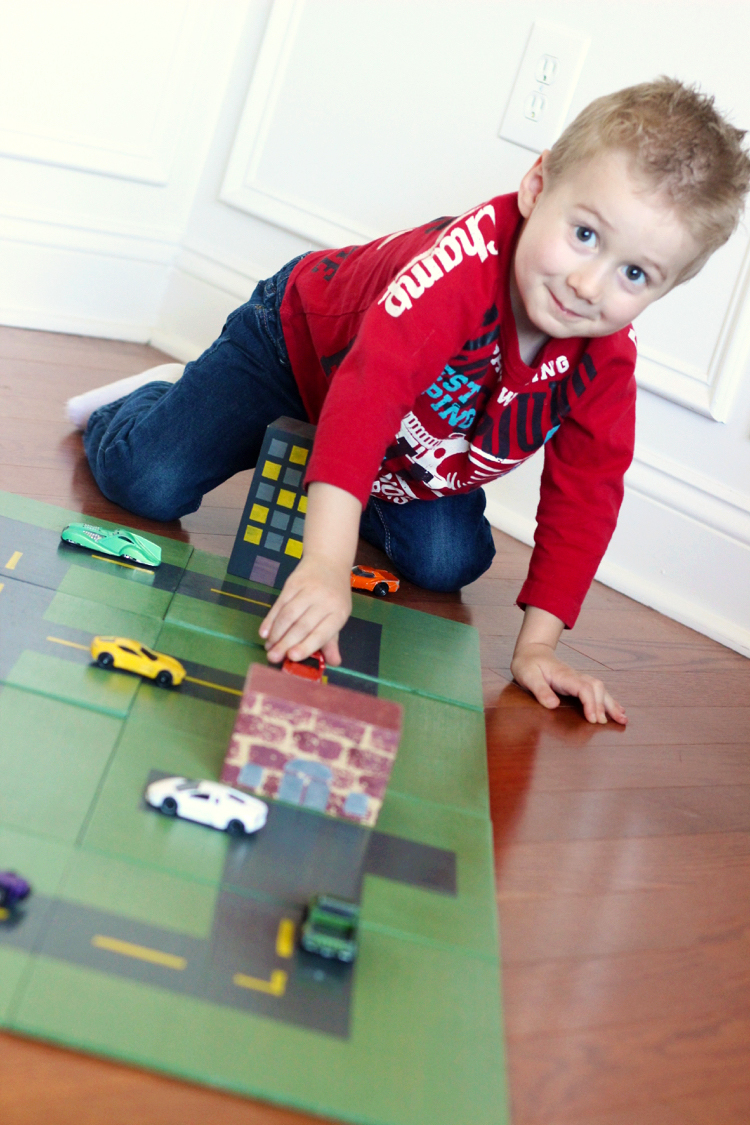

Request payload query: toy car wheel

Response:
[97,651,114,668]
[226,818,246,837]
[373,582,389,597]
[155,670,174,687]
[0,888,6,908]
[160,796,178,816]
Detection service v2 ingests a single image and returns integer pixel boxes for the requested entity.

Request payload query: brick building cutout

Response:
[222,665,403,828]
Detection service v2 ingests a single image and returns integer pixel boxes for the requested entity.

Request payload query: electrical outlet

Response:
[499,21,590,153]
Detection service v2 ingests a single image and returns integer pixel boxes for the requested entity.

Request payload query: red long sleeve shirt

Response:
[280,193,636,627]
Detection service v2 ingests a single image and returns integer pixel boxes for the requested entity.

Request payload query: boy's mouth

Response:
[549,290,585,319]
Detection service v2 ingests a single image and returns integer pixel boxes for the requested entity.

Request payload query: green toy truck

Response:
[300,894,360,962]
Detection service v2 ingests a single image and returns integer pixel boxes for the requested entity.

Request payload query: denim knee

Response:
[84,392,201,522]
[403,524,495,590]
[360,492,496,592]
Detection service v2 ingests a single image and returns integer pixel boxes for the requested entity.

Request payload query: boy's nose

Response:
[567,265,604,303]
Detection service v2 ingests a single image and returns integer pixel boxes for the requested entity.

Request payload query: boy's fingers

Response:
[320,636,342,666]
[604,690,628,725]
[266,602,344,664]
[521,665,561,709]
[259,588,294,640]
[282,617,342,665]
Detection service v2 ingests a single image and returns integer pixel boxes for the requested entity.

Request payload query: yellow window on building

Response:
[262,460,281,481]
[284,539,303,558]
[297,495,308,513]
[289,445,309,466]
[277,489,295,508]
[249,504,269,524]
[244,525,262,545]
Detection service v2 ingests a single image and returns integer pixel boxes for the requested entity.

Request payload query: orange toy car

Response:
[350,565,400,597]
[281,650,327,682]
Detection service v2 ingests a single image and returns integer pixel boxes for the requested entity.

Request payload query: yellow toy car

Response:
[90,636,186,688]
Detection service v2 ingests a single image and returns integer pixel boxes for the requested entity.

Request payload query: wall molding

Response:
[625,445,750,544]
[484,445,750,657]
[0,212,179,342]
[219,0,373,247]
[0,210,178,265]
[0,0,206,186]
[635,237,750,421]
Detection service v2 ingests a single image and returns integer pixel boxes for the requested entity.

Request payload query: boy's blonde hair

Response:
[546,77,750,279]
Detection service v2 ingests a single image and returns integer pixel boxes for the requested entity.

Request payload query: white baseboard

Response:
[149,254,256,362]
[0,305,153,343]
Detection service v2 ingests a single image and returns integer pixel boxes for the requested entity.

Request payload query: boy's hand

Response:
[510,641,627,725]
[260,554,352,666]
[511,605,627,725]
[258,481,362,667]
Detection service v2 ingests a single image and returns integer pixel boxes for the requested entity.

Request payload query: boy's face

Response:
[512,148,701,341]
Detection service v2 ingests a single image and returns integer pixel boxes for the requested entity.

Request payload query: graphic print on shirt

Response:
[372,342,599,503]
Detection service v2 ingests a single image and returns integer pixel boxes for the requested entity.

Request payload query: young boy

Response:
[71,78,750,725]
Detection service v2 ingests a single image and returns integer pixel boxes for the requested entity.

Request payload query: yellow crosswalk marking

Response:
[210,588,272,609]
[276,918,295,959]
[47,636,89,651]
[184,675,242,696]
[91,934,187,970]
[4,551,22,569]
[91,554,153,574]
[233,969,287,996]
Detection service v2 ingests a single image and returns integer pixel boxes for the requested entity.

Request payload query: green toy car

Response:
[60,523,161,567]
[300,894,360,962]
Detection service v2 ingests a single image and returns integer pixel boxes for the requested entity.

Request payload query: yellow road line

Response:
[0,583,4,594]
[276,918,295,959]
[91,934,187,971]
[184,675,242,696]
[233,969,287,997]
[91,554,154,574]
[47,635,89,651]
[0,908,8,922]
[4,551,22,570]
[210,588,271,609]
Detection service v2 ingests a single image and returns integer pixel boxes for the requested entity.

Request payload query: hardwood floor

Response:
[1,324,749,1124]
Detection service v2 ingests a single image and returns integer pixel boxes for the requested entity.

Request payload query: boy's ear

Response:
[518,150,549,217]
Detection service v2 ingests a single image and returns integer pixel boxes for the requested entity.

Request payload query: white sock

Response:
[66,362,185,430]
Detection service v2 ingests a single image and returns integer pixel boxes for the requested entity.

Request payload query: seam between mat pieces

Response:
[330,666,484,713]
[358,919,499,963]
[160,616,266,650]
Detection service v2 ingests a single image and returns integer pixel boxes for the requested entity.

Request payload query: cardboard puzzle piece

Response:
[222,664,403,828]
[227,417,315,588]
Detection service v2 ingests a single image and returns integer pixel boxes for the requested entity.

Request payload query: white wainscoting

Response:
[484,447,750,657]
[0,0,249,338]
[0,0,210,185]
[0,216,176,341]
[150,249,260,362]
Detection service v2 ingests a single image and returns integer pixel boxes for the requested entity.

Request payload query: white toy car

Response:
[145,777,268,836]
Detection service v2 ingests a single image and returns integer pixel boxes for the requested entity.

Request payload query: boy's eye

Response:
[623,265,646,285]
[574,226,596,245]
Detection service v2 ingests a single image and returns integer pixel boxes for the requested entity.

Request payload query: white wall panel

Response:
[0,0,207,184]
[0,0,250,336]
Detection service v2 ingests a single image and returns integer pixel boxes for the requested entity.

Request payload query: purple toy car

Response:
[0,871,31,909]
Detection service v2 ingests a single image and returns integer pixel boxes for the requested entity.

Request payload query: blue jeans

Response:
[84,257,495,592]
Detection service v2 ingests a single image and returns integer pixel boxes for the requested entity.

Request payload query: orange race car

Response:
[350,565,400,597]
